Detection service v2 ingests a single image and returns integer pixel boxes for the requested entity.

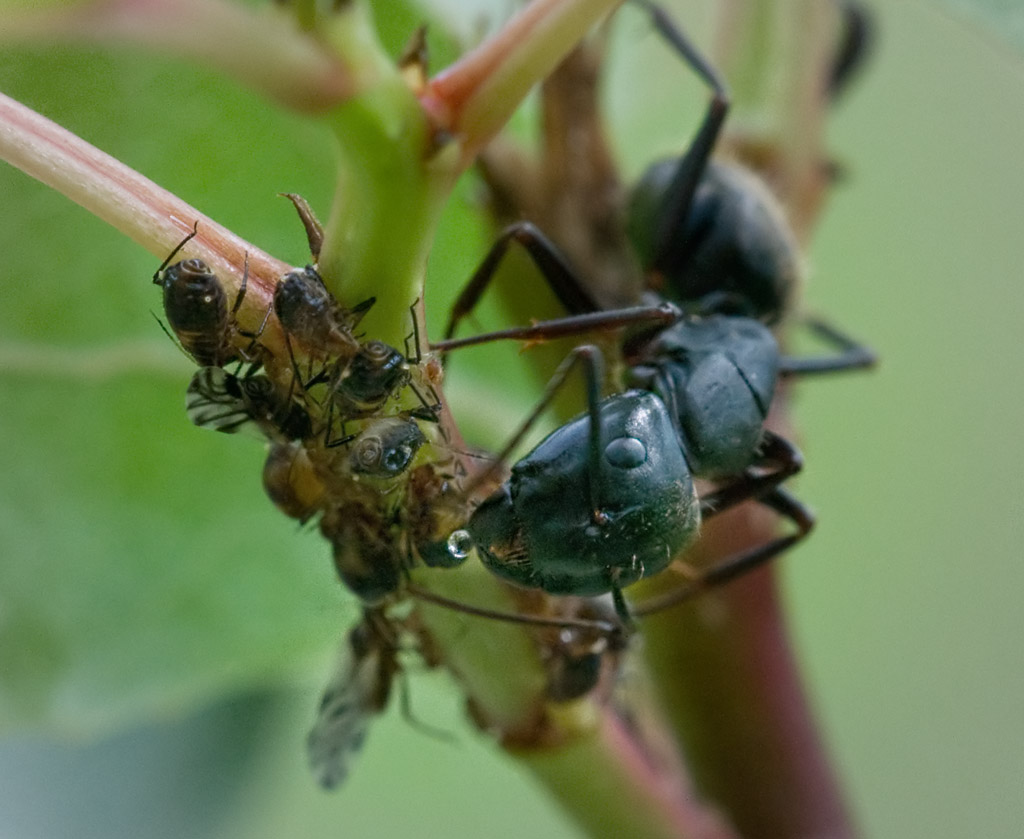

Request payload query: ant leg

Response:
[462,345,606,498]
[405,583,623,638]
[828,1,875,102]
[444,221,603,343]
[432,301,682,354]
[280,192,324,262]
[152,220,199,283]
[629,1,730,274]
[779,316,877,376]
[632,485,814,616]
[698,431,804,519]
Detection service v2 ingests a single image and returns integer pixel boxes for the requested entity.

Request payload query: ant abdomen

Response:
[627,159,799,322]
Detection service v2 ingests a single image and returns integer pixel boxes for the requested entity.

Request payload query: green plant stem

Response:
[424,0,624,165]
[313,0,627,346]
[521,712,738,839]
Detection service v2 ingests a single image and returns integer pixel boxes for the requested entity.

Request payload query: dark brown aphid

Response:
[333,340,410,414]
[273,265,373,359]
[153,224,251,367]
[320,498,404,606]
[262,443,326,523]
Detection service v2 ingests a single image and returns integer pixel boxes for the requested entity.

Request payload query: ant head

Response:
[627,158,800,324]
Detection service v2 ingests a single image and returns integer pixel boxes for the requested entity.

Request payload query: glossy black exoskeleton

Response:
[625,0,874,321]
[429,3,876,622]
[466,370,698,602]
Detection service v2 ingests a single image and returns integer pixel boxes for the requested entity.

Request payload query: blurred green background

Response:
[0,1,1021,837]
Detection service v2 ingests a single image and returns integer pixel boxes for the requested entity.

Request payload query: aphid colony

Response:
[152,1,874,792]
[153,199,472,785]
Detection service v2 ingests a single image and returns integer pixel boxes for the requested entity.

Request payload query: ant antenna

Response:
[152,221,200,283]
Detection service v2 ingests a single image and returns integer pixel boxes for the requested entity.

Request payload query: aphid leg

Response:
[629,1,730,273]
[394,670,455,744]
[779,316,877,376]
[323,399,357,449]
[407,382,442,424]
[152,220,199,283]
[631,486,814,617]
[405,299,423,363]
[405,583,624,638]
[231,251,249,316]
[348,296,377,332]
[233,254,274,366]
[150,313,193,361]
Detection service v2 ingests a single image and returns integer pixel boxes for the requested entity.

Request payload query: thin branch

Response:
[423,0,624,165]
[0,0,355,112]
[0,90,290,347]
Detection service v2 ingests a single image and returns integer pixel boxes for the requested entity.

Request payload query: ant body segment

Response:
[425,2,876,623]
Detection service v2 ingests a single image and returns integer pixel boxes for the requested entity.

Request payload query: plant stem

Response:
[637,2,859,836]
[424,0,624,165]
[0,90,291,353]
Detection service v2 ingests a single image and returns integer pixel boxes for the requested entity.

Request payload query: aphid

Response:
[543,597,625,702]
[152,224,256,367]
[262,442,326,523]
[186,366,312,443]
[273,264,371,360]
[320,497,404,607]
[307,608,400,790]
[348,418,426,479]
[332,341,411,415]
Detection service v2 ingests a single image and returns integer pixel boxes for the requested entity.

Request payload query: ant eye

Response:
[604,436,648,469]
